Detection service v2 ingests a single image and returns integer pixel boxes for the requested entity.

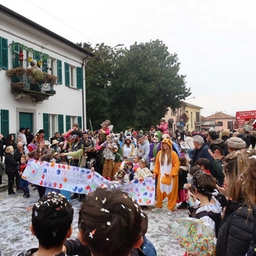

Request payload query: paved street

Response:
[0,176,187,256]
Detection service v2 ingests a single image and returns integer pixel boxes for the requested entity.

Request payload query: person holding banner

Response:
[153,138,180,212]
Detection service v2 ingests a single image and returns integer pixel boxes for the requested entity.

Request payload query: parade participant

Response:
[133,155,141,172]
[134,159,152,180]
[5,145,19,195]
[35,129,45,144]
[6,133,17,150]
[122,136,135,159]
[149,131,162,172]
[153,138,180,212]
[101,135,118,180]
[76,188,147,256]
[156,118,169,134]
[194,158,211,175]
[18,192,73,256]
[137,134,150,166]
[19,155,29,198]
[100,119,111,137]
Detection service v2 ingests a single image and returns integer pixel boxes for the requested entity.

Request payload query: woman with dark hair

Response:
[5,133,17,150]
[25,127,34,145]
[216,151,253,256]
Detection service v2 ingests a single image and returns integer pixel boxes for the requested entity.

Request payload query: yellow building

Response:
[165,101,203,132]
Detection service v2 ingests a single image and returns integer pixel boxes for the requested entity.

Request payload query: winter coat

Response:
[191,143,213,165]
[216,200,253,256]
[4,153,19,174]
[247,209,256,256]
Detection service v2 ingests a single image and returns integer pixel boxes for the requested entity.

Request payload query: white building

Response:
[0,5,94,140]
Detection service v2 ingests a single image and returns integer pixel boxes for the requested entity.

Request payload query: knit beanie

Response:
[226,137,246,149]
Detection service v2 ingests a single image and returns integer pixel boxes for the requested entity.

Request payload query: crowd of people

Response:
[1,117,256,255]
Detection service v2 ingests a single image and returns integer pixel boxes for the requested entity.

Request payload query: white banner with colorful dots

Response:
[23,159,155,206]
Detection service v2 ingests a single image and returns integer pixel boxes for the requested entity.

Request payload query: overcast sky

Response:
[2,0,256,117]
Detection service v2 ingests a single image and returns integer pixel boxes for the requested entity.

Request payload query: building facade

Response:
[0,5,93,140]
[201,112,235,131]
[165,101,202,132]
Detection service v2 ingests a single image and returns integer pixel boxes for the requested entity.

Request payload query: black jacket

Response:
[247,208,256,256]
[64,238,146,256]
[4,153,19,174]
[216,200,253,256]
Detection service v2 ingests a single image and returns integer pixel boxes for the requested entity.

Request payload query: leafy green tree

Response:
[84,40,190,131]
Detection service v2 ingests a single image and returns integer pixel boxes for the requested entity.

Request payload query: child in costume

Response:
[101,135,118,180]
[134,159,152,180]
[133,155,141,172]
[156,118,169,134]
[18,192,73,256]
[153,138,180,211]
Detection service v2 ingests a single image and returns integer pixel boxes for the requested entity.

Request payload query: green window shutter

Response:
[12,42,19,68]
[33,51,41,61]
[0,38,8,70]
[58,114,64,134]
[78,116,82,129]
[43,113,49,140]
[57,60,62,84]
[64,62,70,87]
[66,115,71,131]
[1,109,9,138]
[76,67,83,89]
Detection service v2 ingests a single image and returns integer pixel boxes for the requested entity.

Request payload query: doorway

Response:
[19,112,33,133]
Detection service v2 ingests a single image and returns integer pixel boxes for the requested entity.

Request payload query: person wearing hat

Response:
[226,137,246,153]
[153,138,180,212]
[50,139,60,153]
[122,136,135,159]
[5,146,19,195]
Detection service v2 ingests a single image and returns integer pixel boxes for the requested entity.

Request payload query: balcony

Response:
[6,68,57,103]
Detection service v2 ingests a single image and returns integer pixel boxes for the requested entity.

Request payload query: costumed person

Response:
[100,119,111,139]
[149,131,162,172]
[153,138,180,212]
[122,136,135,159]
[113,134,123,178]
[101,135,118,180]
[156,118,169,134]
[134,159,152,180]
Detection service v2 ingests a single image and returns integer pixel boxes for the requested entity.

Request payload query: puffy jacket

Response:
[4,153,19,174]
[246,209,256,256]
[216,200,253,256]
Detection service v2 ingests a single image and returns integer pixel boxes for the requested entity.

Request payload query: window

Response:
[217,121,223,126]
[12,42,20,68]
[49,114,57,138]
[78,116,82,129]
[0,37,8,70]
[70,66,76,87]
[1,109,9,138]
[196,112,200,122]
[228,121,233,130]
[70,116,77,127]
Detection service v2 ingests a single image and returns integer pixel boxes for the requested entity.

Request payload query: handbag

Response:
[161,175,172,185]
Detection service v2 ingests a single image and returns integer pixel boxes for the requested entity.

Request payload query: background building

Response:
[201,111,235,131]
[165,101,203,132]
[0,5,93,140]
